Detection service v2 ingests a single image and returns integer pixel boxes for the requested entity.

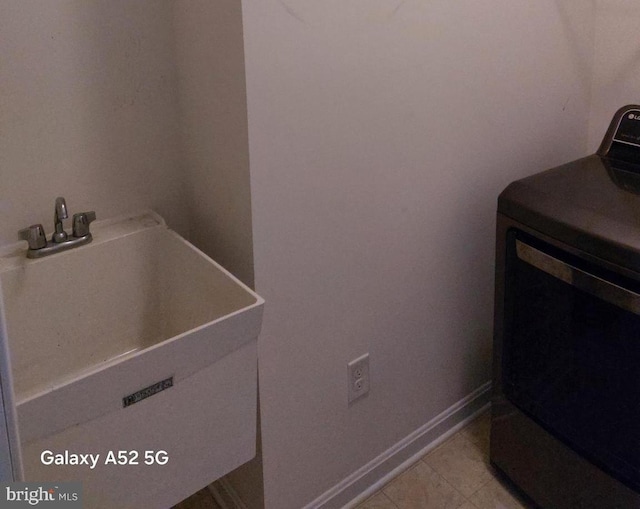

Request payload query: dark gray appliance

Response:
[491,105,640,508]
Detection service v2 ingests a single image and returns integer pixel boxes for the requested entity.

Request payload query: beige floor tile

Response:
[460,411,490,450]
[356,491,399,509]
[423,433,493,497]
[172,488,222,509]
[382,461,467,509]
[349,410,536,509]
[467,479,528,509]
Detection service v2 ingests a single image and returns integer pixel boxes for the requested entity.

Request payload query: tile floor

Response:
[174,410,533,509]
[355,410,533,509]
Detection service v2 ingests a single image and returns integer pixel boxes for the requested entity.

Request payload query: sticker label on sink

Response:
[123,377,173,408]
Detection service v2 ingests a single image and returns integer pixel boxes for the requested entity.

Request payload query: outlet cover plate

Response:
[347,353,370,404]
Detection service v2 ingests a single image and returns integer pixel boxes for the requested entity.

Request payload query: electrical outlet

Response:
[347,353,370,404]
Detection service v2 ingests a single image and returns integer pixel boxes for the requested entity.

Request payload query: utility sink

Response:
[0,211,264,508]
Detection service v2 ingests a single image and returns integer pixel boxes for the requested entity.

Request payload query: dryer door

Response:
[503,229,640,494]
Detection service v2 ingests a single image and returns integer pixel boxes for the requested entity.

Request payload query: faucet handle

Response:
[18,224,47,250]
[72,211,96,238]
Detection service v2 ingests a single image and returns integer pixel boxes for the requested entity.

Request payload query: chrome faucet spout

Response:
[55,197,68,221]
[53,197,68,243]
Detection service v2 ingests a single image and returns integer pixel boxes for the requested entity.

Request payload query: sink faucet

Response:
[19,197,96,258]
[53,197,68,243]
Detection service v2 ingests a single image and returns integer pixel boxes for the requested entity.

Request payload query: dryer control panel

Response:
[613,109,640,148]
[598,104,640,164]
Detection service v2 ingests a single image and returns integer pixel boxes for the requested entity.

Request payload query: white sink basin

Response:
[0,211,263,508]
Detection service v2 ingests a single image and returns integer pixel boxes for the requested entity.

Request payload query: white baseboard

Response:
[304,381,492,509]
[214,381,492,509]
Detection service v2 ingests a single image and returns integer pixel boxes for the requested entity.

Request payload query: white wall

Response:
[241,1,595,507]
[173,0,254,286]
[0,1,189,246]
[588,0,640,150]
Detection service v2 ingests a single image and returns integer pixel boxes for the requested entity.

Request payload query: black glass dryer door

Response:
[503,231,640,493]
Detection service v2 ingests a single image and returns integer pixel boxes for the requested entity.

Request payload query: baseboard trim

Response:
[304,381,492,509]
